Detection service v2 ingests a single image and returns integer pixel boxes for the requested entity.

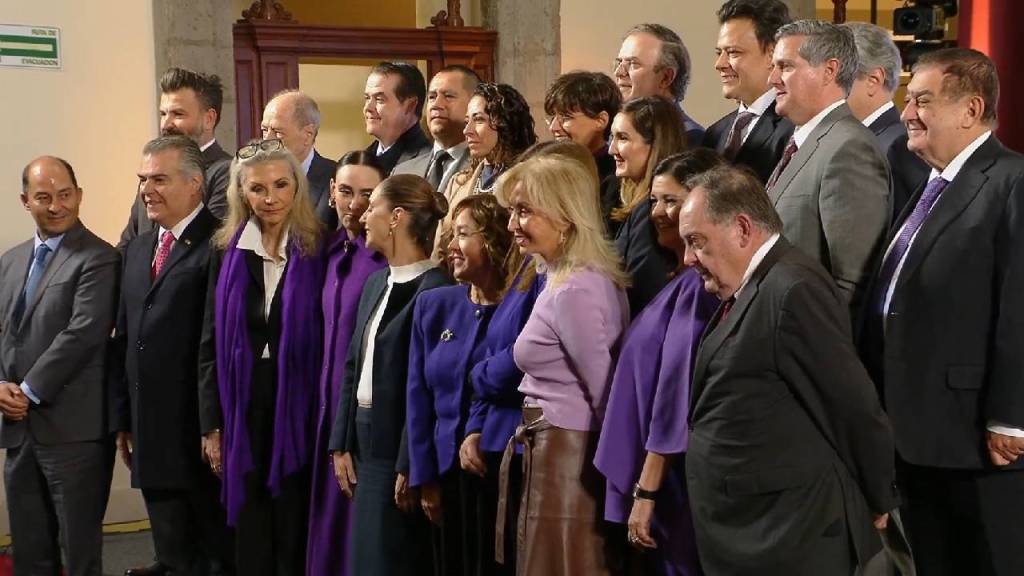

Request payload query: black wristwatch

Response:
[632,482,658,501]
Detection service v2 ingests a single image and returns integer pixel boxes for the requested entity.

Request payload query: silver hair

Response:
[271,88,322,134]
[625,23,691,101]
[142,135,205,180]
[776,19,859,94]
[843,22,902,94]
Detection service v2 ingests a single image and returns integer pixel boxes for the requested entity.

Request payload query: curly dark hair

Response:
[473,83,537,167]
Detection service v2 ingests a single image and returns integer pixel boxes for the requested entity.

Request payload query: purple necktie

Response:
[724,111,756,160]
[872,176,949,313]
[766,137,798,192]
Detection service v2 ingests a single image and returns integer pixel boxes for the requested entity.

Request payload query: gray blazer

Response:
[0,221,119,447]
[392,142,471,194]
[768,102,889,322]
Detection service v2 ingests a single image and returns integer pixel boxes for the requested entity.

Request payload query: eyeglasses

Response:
[544,112,576,127]
[453,229,484,242]
[612,57,643,73]
[236,138,285,160]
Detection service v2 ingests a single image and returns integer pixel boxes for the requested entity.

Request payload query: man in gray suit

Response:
[0,156,120,575]
[392,65,479,194]
[679,165,896,575]
[766,19,889,322]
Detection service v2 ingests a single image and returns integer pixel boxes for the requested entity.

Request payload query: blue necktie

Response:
[872,176,949,314]
[13,243,51,324]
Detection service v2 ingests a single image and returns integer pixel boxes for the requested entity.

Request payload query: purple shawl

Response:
[215,224,325,525]
[595,267,717,519]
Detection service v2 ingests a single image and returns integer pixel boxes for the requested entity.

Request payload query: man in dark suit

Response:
[392,65,480,194]
[766,20,890,323]
[704,0,795,184]
[363,61,432,178]
[120,67,232,247]
[679,165,896,575]
[843,21,929,221]
[260,89,338,228]
[0,156,120,576]
[861,48,1024,576]
[615,24,705,143]
[110,137,232,576]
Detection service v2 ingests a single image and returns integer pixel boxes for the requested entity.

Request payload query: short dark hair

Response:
[22,156,79,193]
[544,71,622,139]
[159,67,225,127]
[473,83,538,166]
[717,0,792,52]
[685,164,783,233]
[372,61,428,117]
[142,135,205,181]
[436,64,482,92]
[914,47,999,124]
[625,23,691,101]
[336,150,386,181]
[653,148,726,185]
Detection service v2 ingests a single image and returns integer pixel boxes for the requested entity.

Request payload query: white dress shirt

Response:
[736,88,778,146]
[299,149,314,176]
[356,259,436,407]
[732,233,781,301]
[792,99,846,149]
[861,101,895,128]
[152,203,204,266]
[236,218,290,359]
[199,138,216,153]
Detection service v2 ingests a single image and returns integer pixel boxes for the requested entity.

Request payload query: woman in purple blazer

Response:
[594,150,724,576]
[306,151,387,576]
[406,194,517,575]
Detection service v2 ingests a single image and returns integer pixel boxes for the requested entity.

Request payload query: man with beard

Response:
[119,67,231,247]
[392,65,479,193]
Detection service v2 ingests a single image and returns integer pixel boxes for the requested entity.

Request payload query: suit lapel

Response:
[147,210,213,297]
[4,242,32,328]
[769,104,847,204]
[19,223,83,329]
[892,140,997,293]
[714,110,738,154]
[351,272,388,371]
[870,106,901,137]
[740,104,777,159]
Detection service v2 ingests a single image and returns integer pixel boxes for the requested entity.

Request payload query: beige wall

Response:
[0,0,155,531]
[561,0,737,135]
[299,61,377,161]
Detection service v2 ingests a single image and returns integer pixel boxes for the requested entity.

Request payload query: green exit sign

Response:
[0,24,61,69]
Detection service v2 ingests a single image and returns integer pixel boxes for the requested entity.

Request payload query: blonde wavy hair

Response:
[214,146,322,256]
[496,156,629,289]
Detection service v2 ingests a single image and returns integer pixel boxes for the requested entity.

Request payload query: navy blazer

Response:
[703,100,795,185]
[406,285,496,486]
[467,267,545,453]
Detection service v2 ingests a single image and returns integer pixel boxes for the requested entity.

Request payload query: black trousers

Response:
[141,468,233,576]
[233,359,310,576]
[469,450,517,576]
[898,460,1024,576]
[4,436,113,576]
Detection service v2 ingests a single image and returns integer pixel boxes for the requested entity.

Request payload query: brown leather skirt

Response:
[498,407,623,576]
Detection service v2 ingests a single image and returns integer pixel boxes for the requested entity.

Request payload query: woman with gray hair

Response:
[198,138,325,576]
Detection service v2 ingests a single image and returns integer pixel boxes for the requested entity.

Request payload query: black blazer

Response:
[109,207,217,489]
[868,105,904,155]
[329,267,451,472]
[118,141,233,248]
[703,100,795,184]
[309,150,339,229]
[197,246,287,435]
[610,191,674,316]
[365,124,432,176]
[861,135,1024,471]
[688,238,896,573]
[885,134,930,225]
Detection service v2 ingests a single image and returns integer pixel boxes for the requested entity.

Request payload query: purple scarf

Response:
[215,224,325,525]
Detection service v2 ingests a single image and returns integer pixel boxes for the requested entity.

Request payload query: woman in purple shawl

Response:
[306,151,387,576]
[594,149,725,576]
[198,139,325,576]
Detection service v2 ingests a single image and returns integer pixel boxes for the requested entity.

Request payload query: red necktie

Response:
[720,297,735,321]
[152,231,174,279]
[765,137,798,192]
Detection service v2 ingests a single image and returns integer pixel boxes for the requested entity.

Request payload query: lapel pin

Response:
[440,329,454,342]
[184,239,192,246]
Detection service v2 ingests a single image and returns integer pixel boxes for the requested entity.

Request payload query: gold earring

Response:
[559,231,566,245]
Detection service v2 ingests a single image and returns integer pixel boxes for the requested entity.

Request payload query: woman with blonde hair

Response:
[495,156,630,575]
[198,138,325,575]
[328,174,452,576]
[605,95,687,315]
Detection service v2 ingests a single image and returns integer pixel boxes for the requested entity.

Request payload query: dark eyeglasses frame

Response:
[236,138,285,160]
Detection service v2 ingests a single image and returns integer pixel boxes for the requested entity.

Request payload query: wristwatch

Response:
[632,482,657,501]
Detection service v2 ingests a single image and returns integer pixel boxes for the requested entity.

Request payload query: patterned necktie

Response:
[13,243,51,324]
[151,230,175,279]
[427,150,450,191]
[723,111,756,160]
[765,137,798,192]
[871,176,950,314]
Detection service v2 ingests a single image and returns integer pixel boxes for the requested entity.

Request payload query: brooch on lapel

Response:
[440,329,454,342]
[184,239,192,246]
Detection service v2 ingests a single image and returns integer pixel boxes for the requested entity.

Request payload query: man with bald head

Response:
[0,156,119,575]
[261,89,338,227]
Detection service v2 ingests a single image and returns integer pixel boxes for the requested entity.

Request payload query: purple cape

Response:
[594,268,716,575]
[214,224,325,525]
[306,229,385,576]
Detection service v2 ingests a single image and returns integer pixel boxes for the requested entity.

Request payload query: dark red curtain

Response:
[960,0,1023,152]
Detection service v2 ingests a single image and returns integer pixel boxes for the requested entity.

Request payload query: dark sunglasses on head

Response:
[236,138,285,160]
